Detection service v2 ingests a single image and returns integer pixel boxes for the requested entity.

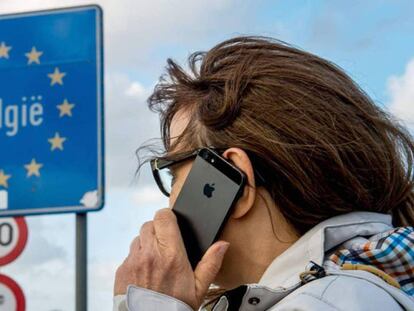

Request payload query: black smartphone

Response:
[172,147,247,269]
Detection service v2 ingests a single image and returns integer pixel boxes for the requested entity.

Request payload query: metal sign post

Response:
[76,213,87,311]
[0,6,104,311]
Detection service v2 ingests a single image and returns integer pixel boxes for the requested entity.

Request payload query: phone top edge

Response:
[198,147,247,186]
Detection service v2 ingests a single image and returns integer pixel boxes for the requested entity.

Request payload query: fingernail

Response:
[218,242,230,256]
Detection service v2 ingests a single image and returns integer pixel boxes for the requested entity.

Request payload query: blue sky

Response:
[0,1,413,310]
[135,0,414,105]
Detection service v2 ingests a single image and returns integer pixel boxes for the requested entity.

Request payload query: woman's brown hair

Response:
[136,35,414,306]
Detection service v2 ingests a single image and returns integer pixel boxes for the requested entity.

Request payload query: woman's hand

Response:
[114,208,230,310]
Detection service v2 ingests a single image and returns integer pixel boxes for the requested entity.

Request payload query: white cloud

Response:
[387,58,414,126]
[4,258,75,311]
[0,0,256,73]
[130,185,167,206]
[105,72,160,189]
[88,261,119,310]
[125,82,146,98]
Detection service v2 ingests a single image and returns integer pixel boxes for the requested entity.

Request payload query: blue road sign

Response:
[0,6,104,216]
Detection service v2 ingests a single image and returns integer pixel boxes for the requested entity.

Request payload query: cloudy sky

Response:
[0,0,414,310]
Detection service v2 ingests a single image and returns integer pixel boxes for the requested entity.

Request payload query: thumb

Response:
[194,241,230,298]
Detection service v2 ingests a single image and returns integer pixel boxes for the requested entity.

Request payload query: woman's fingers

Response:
[129,235,141,254]
[153,208,184,251]
[139,220,155,250]
[127,221,155,261]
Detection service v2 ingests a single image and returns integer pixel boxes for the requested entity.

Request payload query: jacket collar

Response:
[212,211,394,311]
[258,211,393,289]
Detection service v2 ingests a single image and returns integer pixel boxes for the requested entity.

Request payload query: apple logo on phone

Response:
[203,183,215,198]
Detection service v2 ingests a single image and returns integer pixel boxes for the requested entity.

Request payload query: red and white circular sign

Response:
[0,274,25,311]
[0,217,28,266]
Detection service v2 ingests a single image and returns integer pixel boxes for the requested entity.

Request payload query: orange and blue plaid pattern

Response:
[329,227,414,296]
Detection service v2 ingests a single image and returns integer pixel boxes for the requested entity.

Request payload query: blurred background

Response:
[0,0,413,310]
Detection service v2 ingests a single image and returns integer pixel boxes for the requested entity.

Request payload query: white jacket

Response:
[113,211,414,310]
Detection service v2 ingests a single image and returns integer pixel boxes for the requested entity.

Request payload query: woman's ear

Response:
[222,147,256,219]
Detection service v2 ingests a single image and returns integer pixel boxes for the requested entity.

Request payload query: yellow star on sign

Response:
[57,99,75,117]
[25,46,43,65]
[48,132,66,151]
[48,67,66,86]
[0,170,11,188]
[0,42,12,59]
[24,159,43,177]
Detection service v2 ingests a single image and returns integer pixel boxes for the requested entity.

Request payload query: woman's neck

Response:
[216,190,299,288]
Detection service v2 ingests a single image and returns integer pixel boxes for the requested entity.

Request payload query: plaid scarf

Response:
[329,226,414,296]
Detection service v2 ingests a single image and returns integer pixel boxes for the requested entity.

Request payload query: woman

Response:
[113,36,414,310]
